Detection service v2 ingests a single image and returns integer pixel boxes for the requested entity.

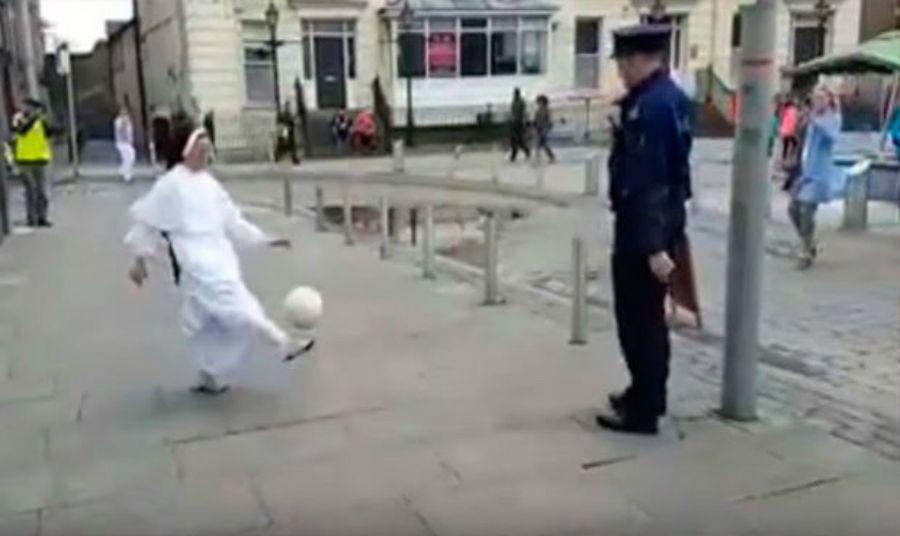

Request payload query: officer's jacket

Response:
[608,69,692,257]
[13,114,52,165]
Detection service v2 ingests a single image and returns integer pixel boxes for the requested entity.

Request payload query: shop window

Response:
[491,17,517,75]
[399,31,426,77]
[243,43,275,105]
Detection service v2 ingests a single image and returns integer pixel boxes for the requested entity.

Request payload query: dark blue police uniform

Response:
[604,24,693,431]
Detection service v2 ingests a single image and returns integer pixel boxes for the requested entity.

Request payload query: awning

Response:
[789,30,900,76]
[382,0,559,15]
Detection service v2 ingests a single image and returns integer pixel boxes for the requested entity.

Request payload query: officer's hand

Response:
[129,258,148,287]
[649,252,676,284]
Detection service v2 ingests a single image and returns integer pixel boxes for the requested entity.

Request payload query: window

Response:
[397,15,548,79]
[640,14,687,69]
[399,31,426,77]
[731,13,742,48]
[243,42,275,105]
[490,18,517,75]
[521,17,549,75]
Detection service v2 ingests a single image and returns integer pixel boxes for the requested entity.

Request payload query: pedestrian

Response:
[533,94,555,163]
[350,109,377,153]
[12,99,54,227]
[597,24,693,435]
[886,102,900,160]
[509,88,531,162]
[331,108,351,151]
[779,97,799,164]
[124,121,313,395]
[275,103,299,164]
[114,106,136,183]
[788,85,844,270]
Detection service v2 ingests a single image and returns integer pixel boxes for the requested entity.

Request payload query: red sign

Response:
[428,32,457,75]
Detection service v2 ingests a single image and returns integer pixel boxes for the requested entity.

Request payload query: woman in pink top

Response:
[779,98,799,162]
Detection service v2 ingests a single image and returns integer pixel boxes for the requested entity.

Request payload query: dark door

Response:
[315,37,346,109]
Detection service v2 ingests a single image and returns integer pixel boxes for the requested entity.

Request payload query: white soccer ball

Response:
[283,286,323,329]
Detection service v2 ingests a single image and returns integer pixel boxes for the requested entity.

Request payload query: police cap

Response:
[611,24,671,58]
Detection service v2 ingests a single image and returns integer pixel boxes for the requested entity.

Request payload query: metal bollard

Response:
[534,153,546,189]
[483,211,503,305]
[379,196,391,259]
[393,139,405,172]
[490,143,500,184]
[842,168,869,230]
[409,208,418,246]
[315,185,326,232]
[422,204,436,279]
[583,154,600,196]
[570,236,588,345]
[282,173,294,216]
[342,188,355,246]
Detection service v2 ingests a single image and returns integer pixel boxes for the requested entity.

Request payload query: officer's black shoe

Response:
[37,220,53,228]
[595,412,658,435]
[608,390,630,415]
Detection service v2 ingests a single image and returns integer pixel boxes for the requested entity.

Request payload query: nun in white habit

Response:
[125,127,312,394]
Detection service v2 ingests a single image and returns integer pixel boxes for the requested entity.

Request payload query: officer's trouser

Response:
[612,251,670,419]
[20,164,48,225]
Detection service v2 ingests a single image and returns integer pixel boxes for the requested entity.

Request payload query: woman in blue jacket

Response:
[789,86,844,270]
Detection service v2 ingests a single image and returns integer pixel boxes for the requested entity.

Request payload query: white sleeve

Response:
[124,222,164,258]
[222,191,269,248]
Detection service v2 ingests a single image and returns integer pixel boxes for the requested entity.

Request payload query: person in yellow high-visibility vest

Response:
[13,99,53,227]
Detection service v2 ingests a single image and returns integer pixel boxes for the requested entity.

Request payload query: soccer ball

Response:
[283,286,323,329]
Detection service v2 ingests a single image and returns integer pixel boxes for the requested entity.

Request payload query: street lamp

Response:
[649,0,666,22]
[265,1,282,110]
[812,0,835,58]
[400,0,415,147]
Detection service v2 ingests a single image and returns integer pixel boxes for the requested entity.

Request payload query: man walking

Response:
[597,24,693,435]
[13,99,54,227]
[508,88,531,162]
[114,106,136,182]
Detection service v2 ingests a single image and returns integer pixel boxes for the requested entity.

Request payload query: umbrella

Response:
[789,30,900,76]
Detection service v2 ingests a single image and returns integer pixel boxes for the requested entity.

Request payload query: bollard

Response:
[379,196,391,259]
[422,204,436,279]
[483,211,503,305]
[282,174,294,216]
[409,208,418,246]
[315,185,326,232]
[342,188,355,246]
[388,207,398,243]
[842,168,869,230]
[490,143,500,184]
[583,154,600,196]
[448,145,463,179]
[534,152,546,189]
[570,237,588,345]
[393,139,405,172]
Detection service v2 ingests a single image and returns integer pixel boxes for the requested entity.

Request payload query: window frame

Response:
[242,40,277,106]
[395,14,549,80]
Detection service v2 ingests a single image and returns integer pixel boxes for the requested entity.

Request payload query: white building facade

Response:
[137,0,864,158]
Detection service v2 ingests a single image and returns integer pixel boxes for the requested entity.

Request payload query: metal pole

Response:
[490,142,500,184]
[570,236,588,345]
[315,185,326,231]
[584,154,600,196]
[393,139,405,172]
[721,1,777,421]
[15,0,38,99]
[132,0,150,159]
[282,172,293,216]
[404,38,414,147]
[483,211,502,305]
[270,26,281,112]
[379,196,391,259]
[422,204,435,278]
[409,207,418,246]
[342,187,355,245]
[65,59,80,179]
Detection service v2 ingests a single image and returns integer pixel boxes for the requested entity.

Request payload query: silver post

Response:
[570,236,588,345]
[422,204,436,278]
[315,185,326,232]
[282,173,293,216]
[342,187,355,246]
[483,211,502,305]
[721,1,777,421]
[379,196,391,259]
[534,152,545,189]
[583,154,600,196]
[490,143,500,184]
[393,139,405,173]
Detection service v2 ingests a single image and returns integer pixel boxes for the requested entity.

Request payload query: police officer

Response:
[597,24,693,435]
[13,99,55,227]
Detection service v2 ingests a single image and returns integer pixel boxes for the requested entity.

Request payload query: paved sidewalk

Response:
[1,185,898,535]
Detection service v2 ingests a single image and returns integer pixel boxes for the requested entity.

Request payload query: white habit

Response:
[125,164,289,384]
[115,115,136,182]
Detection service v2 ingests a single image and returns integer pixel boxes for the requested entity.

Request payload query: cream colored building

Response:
[136,0,866,158]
